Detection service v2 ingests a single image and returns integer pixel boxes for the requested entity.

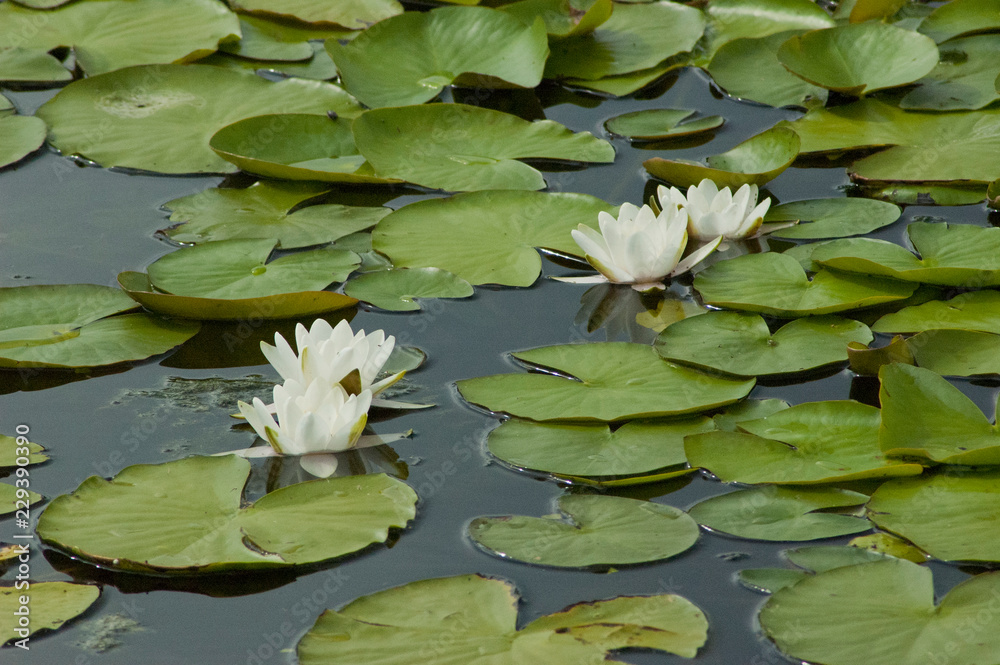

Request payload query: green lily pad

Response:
[486,416,716,478]
[298,574,708,664]
[847,0,909,22]
[990,177,1000,208]
[868,472,1000,563]
[0,0,240,76]
[146,239,359,300]
[777,23,939,96]
[352,104,614,192]
[37,64,361,174]
[707,31,829,108]
[118,271,357,321]
[202,42,340,80]
[162,181,390,249]
[693,252,917,318]
[873,290,1000,334]
[812,222,1000,287]
[1,482,42,516]
[712,398,790,431]
[859,182,989,206]
[0,47,71,83]
[469,494,699,568]
[761,559,1000,664]
[458,342,754,422]
[0,284,199,369]
[219,16,315,62]
[848,532,929,563]
[0,115,45,169]
[846,334,915,376]
[688,486,871,541]
[788,98,1000,185]
[685,401,922,484]
[372,190,616,287]
[766,198,901,240]
[644,126,800,189]
[209,113,399,185]
[230,0,401,29]
[500,0,612,38]
[900,34,1000,111]
[544,1,705,81]
[655,312,872,377]
[38,455,417,573]
[0,434,47,468]
[1,582,100,645]
[918,0,1000,42]
[906,329,1000,377]
[604,109,723,140]
[326,7,548,108]
[343,268,473,312]
[700,0,835,61]
[878,362,1000,465]
[740,544,897,593]
[563,61,683,96]
[739,568,809,594]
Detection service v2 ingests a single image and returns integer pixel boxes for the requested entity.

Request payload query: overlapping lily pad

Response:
[0,0,240,76]
[644,126,800,189]
[868,471,1000,562]
[765,198,901,240]
[0,284,199,369]
[0,115,45,169]
[351,104,614,192]
[37,455,417,573]
[297,574,708,664]
[918,0,1000,42]
[879,363,1000,464]
[603,109,723,140]
[343,268,473,312]
[499,0,612,38]
[468,495,699,567]
[457,342,754,422]
[700,0,835,60]
[1,582,100,645]
[372,191,616,286]
[544,1,705,81]
[739,545,896,594]
[693,252,917,318]
[0,47,71,84]
[326,7,548,108]
[900,34,1000,111]
[761,559,1000,664]
[685,401,922,484]
[209,114,399,185]
[655,312,872,377]
[688,486,871,541]
[874,291,1000,334]
[218,16,316,62]
[811,222,1000,287]
[202,42,339,80]
[906,329,1000,377]
[777,23,939,96]
[229,0,401,28]
[37,65,361,174]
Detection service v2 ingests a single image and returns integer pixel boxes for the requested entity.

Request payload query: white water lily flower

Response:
[658,179,773,242]
[562,202,721,291]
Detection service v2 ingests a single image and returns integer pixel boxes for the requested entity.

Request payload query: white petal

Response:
[672,235,722,276]
[260,334,302,383]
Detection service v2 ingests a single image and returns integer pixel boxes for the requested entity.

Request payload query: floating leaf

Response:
[812,222,1000,287]
[343,268,473,312]
[0,0,240,76]
[37,64,361,174]
[848,532,928,563]
[700,0,835,60]
[486,416,715,478]
[712,398,790,431]
[907,329,1000,377]
[688,486,871,541]
[457,342,755,422]
[741,544,898,593]
[0,47,71,84]
[738,568,808,594]
[1,482,42,516]
[469,494,698,567]
[848,0,908,22]
[918,0,1000,42]
[500,0,612,38]
[563,62,682,96]
[879,363,1000,464]
[372,190,616,286]
[352,104,614,192]
[297,574,708,664]
[326,7,548,108]
[1,582,99,645]
[693,252,917,318]
[0,115,45,169]
[544,1,705,80]
[847,334,914,376]
[0,434,47,468]
[644,126,800,189]
[873,290,1000,334]
[38,455,417,572]
[777,23,939,96]
[202,42,339,80]
[210,114,400,185]
[900,34,1000,111]
[686,401,922,484]
[219,16,315,62]
[761,559,1000,664]
[707,31,828,108]
[858,182,988,206]
[766,198,901,240]
[604,109,723,140]
[655,312,872,377]
[162,181,389,249]
[230,0,401,29]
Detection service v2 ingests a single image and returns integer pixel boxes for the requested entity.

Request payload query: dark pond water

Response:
[1,66,990,664]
